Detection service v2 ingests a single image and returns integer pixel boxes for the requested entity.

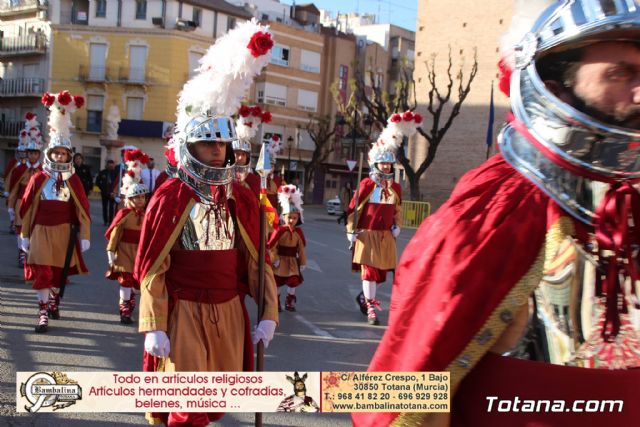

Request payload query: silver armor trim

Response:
[500,124,611,225]
[41,177,71,201]
[180,201,235,251]
[43,155,74,182]
[508,237,640,369]
[234,164,252,183]
[177,142,234,193]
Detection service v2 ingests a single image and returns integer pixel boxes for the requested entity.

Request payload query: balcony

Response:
[0,120,22,138]
[0,34,47,57]
[0,78,45,97]
[0,0,47,18]
[79,65,112,83]
[119,67,148,85]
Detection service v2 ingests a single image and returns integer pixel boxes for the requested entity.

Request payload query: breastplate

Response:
[370,185,394,204]
[179,201,235,251]
[510,237,640,369]
[40,178,71,201]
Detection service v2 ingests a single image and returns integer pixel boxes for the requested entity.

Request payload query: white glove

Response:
[346,232,358,243]
[81,239,90,252]
[19,237,30,252]
[107,251,116,266]
[145,331,171,358]
[3,191,9,198]
[8,208,15,221]
[273,259,280,269]
[252,319,277,348]
[114,196,121,204]
[300,265,306,272]
[391,225,401,238]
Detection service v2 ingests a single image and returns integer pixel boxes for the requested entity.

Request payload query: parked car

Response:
[326,197,343,215]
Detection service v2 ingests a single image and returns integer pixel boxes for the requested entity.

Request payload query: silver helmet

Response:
[500,0,640,223]
[232,139,252,182]
[176,114,237,196]
[125,182,149,199]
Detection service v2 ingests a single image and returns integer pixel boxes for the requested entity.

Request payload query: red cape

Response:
[154,171,170,190]
[267,226,305,248]
[346,177,402,216]
[105,207,133,240]
[9,163,28,192]
[134,178,264,285]
[3,158,17,180]
[352,154,558,427]
[244,172,261,198]
[20,171,90,220]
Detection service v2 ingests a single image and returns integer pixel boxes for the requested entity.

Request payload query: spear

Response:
[349,152,364,250]
[253,138,272,427]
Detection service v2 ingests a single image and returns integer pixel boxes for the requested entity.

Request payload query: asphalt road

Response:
[0,199,416,427]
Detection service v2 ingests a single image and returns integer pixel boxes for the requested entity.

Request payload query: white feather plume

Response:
[500,0,555,68]
[176,19,273,130]
[278,184,304,217]
[368,111,421,166]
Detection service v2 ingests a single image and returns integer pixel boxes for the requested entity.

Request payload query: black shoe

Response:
[120,315,133,325]
[356,291,367,315]
[35,324,48,333]
[48,309,60,320]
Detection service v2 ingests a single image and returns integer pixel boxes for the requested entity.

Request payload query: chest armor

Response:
[511,234,640,369]
[40,177,71,202]
[179,201,235,251]
[369,185,395,205]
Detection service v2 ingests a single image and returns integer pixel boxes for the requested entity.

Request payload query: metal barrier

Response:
[401,200,431,229]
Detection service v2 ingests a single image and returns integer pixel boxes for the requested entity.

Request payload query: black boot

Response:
[119,299,133,324]
[48,291,60,319]
[356,291,367,315]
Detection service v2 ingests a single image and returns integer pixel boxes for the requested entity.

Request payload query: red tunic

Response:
[351,154,640,426]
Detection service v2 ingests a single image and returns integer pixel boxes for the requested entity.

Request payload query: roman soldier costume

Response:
[8,113,44,267]
[111,144,138,209]
[346,112,420,325]
[105,149,150,324]
[135,19,279,427]
[4,128,28,233]
[233,104,272,198]
[353,1,640,426]
[268,184,307,312]
[20,91,90,333]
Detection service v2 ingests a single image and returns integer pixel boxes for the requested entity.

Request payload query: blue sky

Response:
[281,0,418,32]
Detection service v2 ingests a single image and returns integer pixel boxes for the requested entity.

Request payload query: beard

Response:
[570,91,640,130]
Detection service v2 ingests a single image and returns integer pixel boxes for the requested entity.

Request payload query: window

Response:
[192,8,202,27]
[227,17,236,31]
[300,49,320,73]
[297,89,318,112]
[86,95,104,133]
[127,97,144,120]
[135,0,147,20]
[259,82,287,107]
[270,45,289,67]
[129,45,147,83]
[96,0,107,18]
[89,43,107,81]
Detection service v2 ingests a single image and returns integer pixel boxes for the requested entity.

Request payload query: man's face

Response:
[27,150,40,164]
[569,42,640,129]
[50,147,70,163]
[191,140,227,167]
[107,162,115,171]
[148,161,155,169]
[235,151,249,166]
[73,155,82,166]
[378,162,392,174]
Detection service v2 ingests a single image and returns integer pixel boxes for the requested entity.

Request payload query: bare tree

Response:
[303,115,336,201]
[339,48,479,200]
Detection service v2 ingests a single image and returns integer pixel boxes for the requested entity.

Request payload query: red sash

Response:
[277,245,298,257]
[120,228,141,244]
[358,203,395,230]
[33,200,77,226]
[165,249,239,304]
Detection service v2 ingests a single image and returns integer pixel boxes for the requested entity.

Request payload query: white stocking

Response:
[119,287,132,301]
[286,286,296,295]
[36,289,49,303]
[362,280,377,300]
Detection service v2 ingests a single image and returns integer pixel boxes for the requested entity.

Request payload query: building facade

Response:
[411,0,512,207]
[1,0,251,177]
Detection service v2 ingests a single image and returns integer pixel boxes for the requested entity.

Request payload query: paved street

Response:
[0,199,416,427]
